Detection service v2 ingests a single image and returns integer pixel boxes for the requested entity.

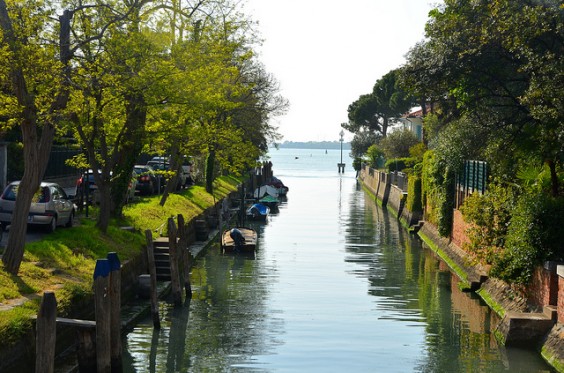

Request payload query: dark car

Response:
[146,159,185,190]
[133,165,159,195]
[75,169,137,204]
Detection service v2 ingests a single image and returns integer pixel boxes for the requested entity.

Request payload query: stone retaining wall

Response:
[358,168,564,371]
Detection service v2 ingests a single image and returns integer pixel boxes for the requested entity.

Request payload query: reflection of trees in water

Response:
[176,243,276,371]
[343,185,550,372]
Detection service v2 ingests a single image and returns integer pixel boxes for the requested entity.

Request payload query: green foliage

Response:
[365,144,385,169]
[406,175,423,214]
[385,157,417,172]
[459,180,518,264]
[408,142,426,161]
[438,167,455,237]
[421,150,454,236]
[349,130,381,159]
[403,0,564,196]
[352,157,363,172]
[380,128,420,159]
[491,193,564,284]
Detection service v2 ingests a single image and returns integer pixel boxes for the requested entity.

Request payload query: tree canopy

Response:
[400,0,563,196]
[343,69,413,138]
[0,0,286,274]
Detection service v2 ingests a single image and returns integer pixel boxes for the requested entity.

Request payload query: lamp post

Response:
[338,129,345,173]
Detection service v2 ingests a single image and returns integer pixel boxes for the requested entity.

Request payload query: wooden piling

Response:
[176,215,192,299]
[144,229,161,329]
[94,259,111,373]
[35,292,57,373]
[107,252,122,373]
[168,217,182,306]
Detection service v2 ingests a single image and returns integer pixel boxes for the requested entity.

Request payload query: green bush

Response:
[491,193,564,284]
[353,157,363,172]
[459,180,517,264]
[385,157,417,172]
[421,150,454,236]
[366,144,385,169]
[406,175,422,214]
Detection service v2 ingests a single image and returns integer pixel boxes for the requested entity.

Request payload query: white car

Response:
[0,181,76,232]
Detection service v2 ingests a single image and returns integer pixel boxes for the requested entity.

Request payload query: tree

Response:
[379,129,420,159]
[344,69,413,138]
[404,0,563,196]
[349,128,381,159]
[0,1,73,274]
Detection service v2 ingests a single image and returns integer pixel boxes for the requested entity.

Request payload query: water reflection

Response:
[121,163,554,372]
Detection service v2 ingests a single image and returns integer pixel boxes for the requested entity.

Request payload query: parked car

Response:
[147,157,187,190]
[0,181,76,232]
[75,169,137,204]
[133,165,159,195]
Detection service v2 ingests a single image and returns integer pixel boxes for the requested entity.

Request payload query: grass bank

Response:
[0,176,239,350]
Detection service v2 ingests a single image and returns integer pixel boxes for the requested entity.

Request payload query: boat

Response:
[258,194,279,209]
[221,227,257,253]
[266,176,289,196]
[246,203,270,221]
[253,185,279,199]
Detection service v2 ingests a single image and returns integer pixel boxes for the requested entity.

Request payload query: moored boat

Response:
[258,194,279,209]
[246,203,270,221]
[221,227,257,252]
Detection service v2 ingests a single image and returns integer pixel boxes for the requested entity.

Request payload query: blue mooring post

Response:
[94,258,111,373]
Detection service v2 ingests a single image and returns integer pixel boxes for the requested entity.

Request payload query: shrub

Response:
[491,193,564,284]
[421,150,454,236]
[352,157,363,172]
[459,180,518,264]
[385,157,418,172]
[406,175,422,214]
[380,128,420,159]
[366,144,385,169]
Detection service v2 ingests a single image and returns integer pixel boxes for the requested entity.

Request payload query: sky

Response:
[242,0,440,142]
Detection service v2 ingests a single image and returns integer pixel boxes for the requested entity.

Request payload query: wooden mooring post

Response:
[107,252,122,373]
[35,292,57,373]
[94,259,111,373]
[144,229,161,329]
[177,214,192,299]
[167,218,182,306]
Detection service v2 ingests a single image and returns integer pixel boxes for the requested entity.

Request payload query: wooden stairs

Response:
[153,237,172,281]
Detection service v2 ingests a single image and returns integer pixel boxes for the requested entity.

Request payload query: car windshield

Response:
[2,185,49,203]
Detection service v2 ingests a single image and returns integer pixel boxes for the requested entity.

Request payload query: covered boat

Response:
[221,227,257,253]
[258,194,279,209]
[246,203,270,221]
[253,185,279,199]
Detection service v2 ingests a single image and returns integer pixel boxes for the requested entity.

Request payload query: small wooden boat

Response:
[221,227,257,253]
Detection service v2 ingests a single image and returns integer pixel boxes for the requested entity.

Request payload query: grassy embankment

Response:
[0,176,239,349]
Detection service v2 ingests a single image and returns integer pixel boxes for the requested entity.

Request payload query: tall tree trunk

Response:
[111,93,147,216]
[0,2,72,274]
[547,159,559,197]
[96,183,112,233]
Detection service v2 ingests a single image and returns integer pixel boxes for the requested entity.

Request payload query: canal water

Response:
[121,148,554,372]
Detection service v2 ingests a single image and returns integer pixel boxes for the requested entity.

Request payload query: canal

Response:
[121,148,554,372]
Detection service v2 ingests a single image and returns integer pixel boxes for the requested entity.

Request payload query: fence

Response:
[455,160,488,208]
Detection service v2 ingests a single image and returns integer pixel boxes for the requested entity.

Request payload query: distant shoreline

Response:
[272,141,351,150]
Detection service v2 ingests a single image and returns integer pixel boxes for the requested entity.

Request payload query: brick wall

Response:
[557,266,564,323]
[528,263,559,309]
[452,209,471,249]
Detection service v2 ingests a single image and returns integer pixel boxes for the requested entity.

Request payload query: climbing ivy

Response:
[421,150,454,237]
